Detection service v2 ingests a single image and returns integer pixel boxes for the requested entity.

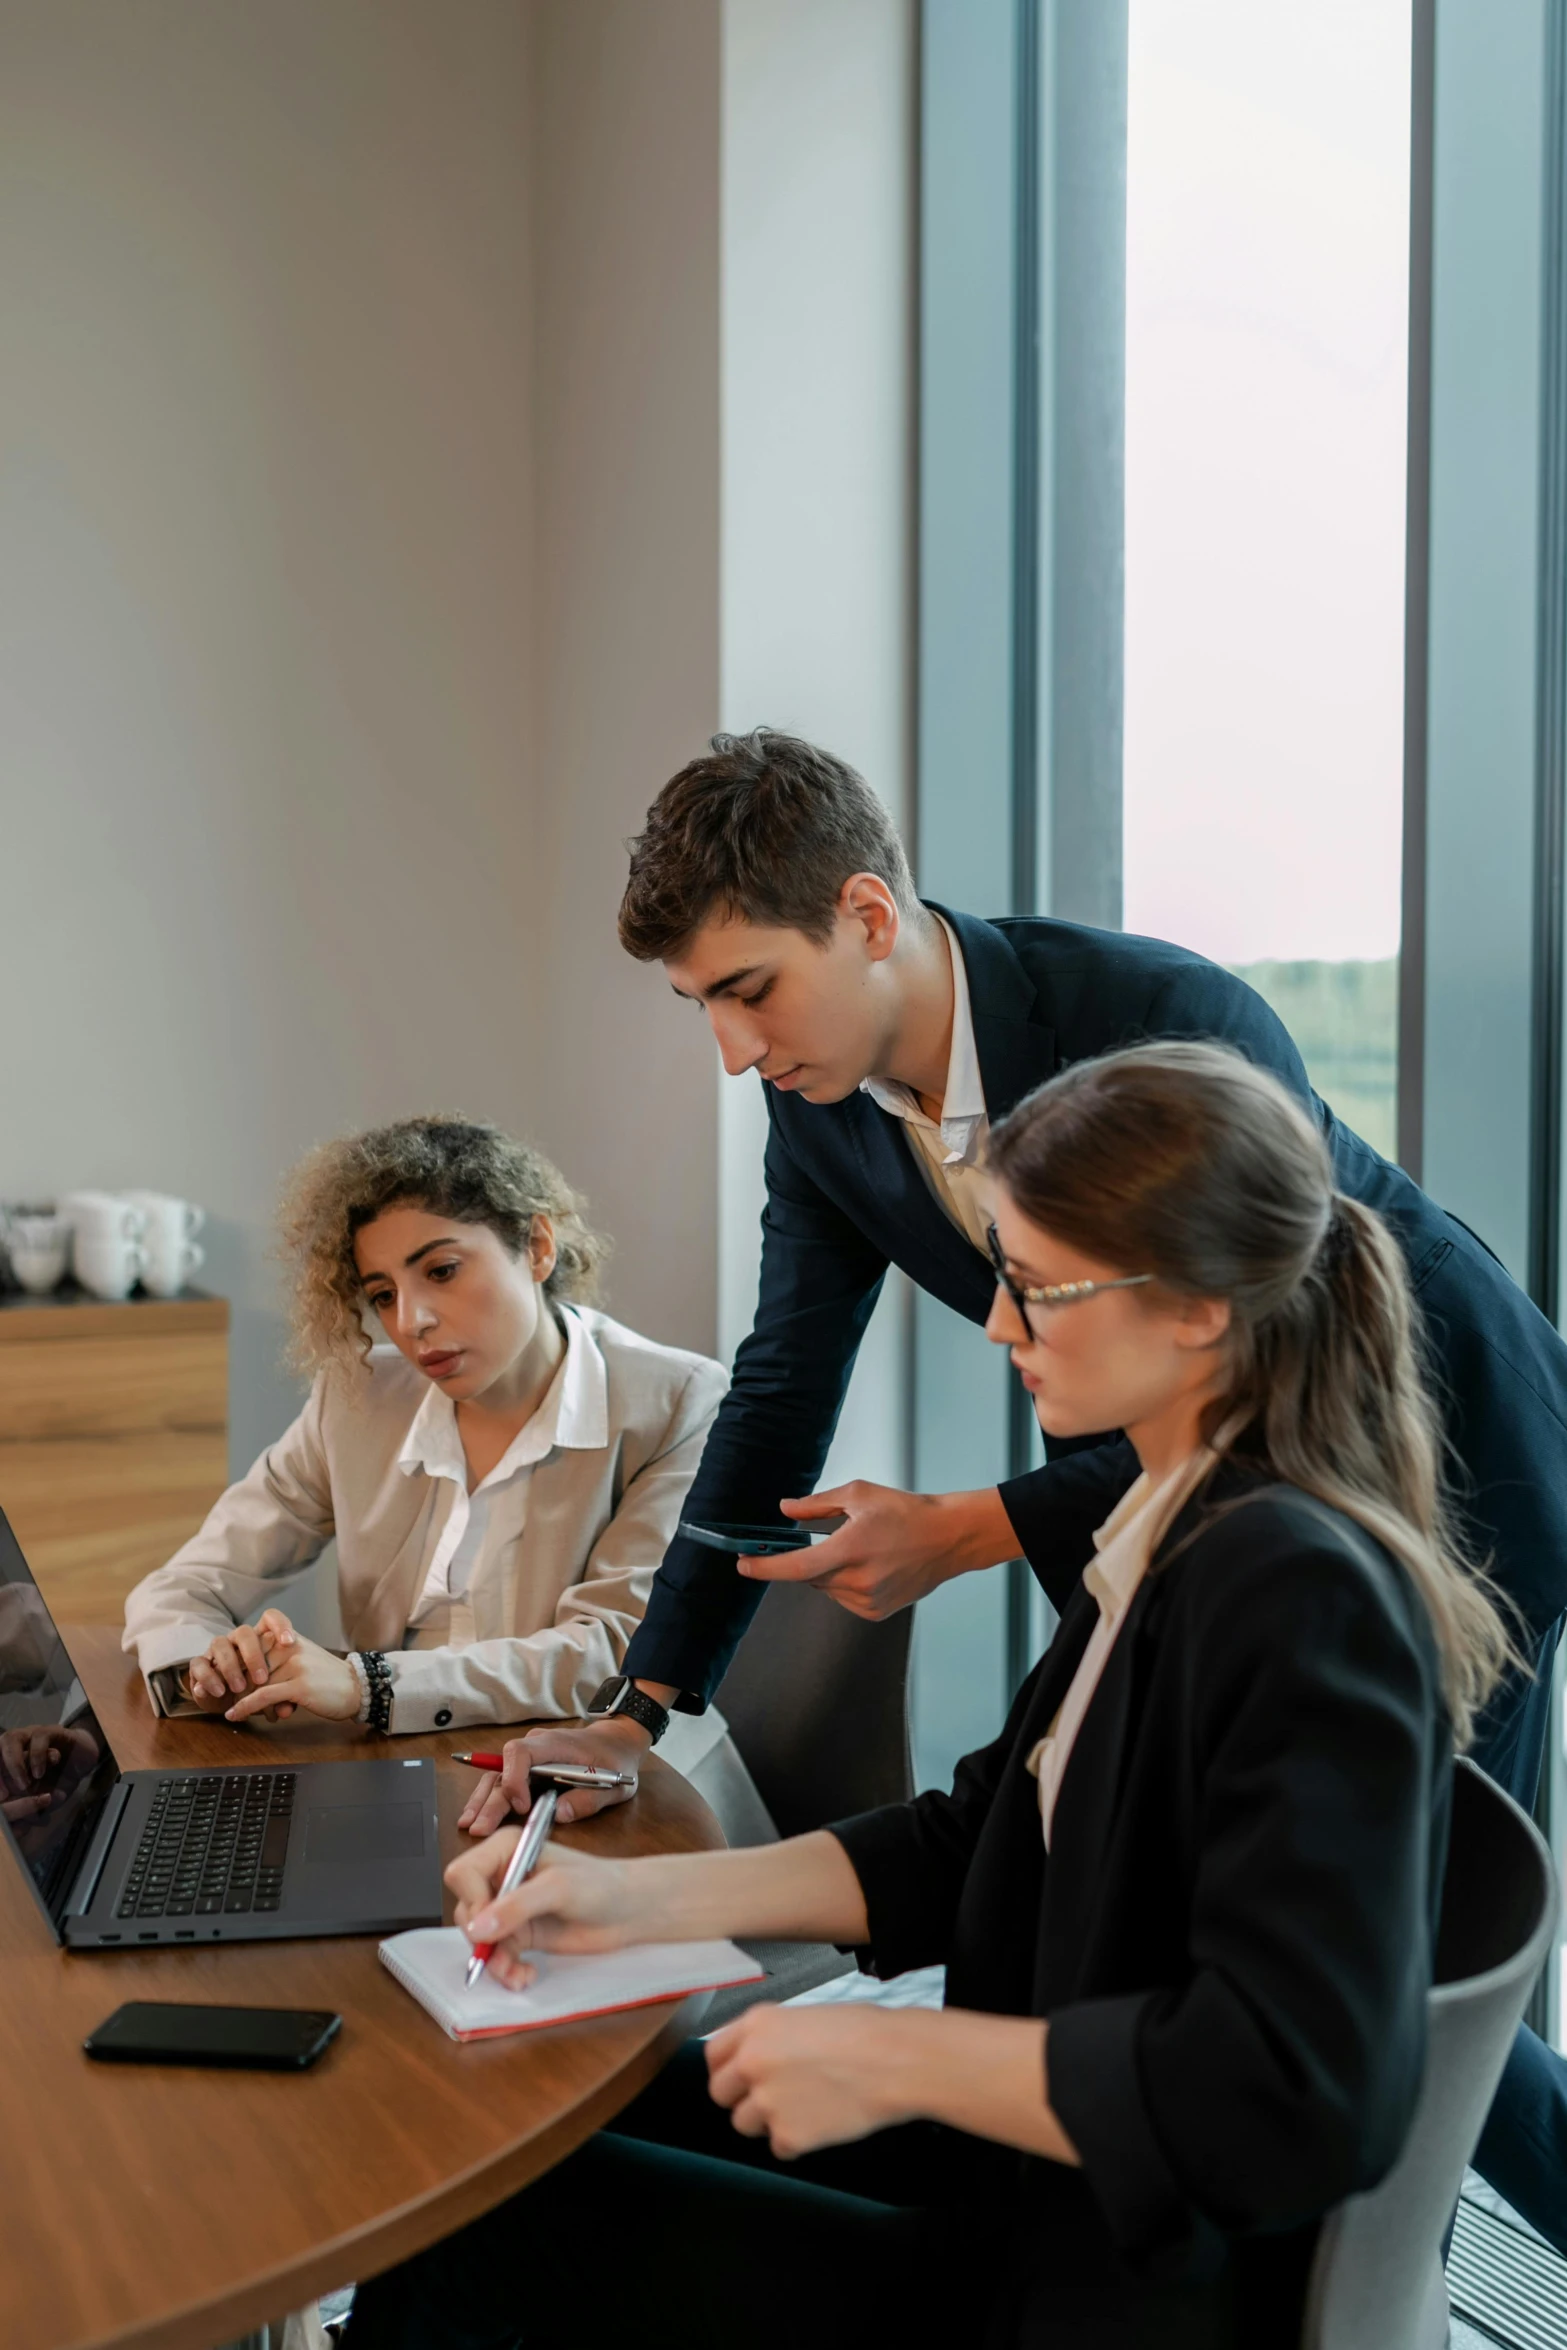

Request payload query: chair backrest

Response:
[1300,1757,1561,2350]
[713,1582,914,1840]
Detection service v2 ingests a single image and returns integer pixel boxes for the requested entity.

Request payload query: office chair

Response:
[701,1580,915,2022]
[715,1578,915,1834]
[1300,1756,1561,2350]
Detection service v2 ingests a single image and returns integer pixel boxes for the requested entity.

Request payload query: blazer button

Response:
[434,1708,452,1728]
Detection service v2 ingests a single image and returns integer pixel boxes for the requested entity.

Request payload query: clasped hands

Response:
[447,1830,914,2161]
[182,1609,361,1724]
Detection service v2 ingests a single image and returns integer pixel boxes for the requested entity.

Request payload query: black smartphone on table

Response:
[85,2002,342,2071]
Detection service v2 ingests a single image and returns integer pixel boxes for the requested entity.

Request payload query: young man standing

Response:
[497,728,1567,2247]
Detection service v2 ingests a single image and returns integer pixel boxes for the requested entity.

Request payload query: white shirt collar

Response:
[860,914,987,1163]
[1084,1472,1161,1623]
[395,1304,609,1489]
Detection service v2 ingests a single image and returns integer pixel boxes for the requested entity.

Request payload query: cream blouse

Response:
[1027,1442,1219,1849]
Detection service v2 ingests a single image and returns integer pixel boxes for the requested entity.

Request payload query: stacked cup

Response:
[60,1192,148,1301]
[5,1207,73,1295]
[121,1192,205,1299]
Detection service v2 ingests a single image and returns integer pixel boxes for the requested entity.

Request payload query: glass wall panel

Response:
[1123,0,1411,1154]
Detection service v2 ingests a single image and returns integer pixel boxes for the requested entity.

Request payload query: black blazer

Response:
[833,1470,1452,2348]
[624,906,1567,1804]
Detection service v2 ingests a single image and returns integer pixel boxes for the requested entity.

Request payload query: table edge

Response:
[25,1631,722,2350]
[66,1991,713,2350]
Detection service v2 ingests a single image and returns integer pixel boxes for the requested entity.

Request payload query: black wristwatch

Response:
[587,1676,670,1746]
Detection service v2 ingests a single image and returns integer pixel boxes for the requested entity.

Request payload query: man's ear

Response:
[840,872,901,962]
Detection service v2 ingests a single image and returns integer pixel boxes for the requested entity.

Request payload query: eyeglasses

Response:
[986,1223,1152,1331]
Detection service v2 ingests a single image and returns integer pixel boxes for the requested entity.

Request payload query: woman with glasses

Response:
[342,1043,1515,2350]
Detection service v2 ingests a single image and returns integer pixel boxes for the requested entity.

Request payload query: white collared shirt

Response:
[861,914,992,1253]
[127,1302,738,1760]
[397,1306,607,1647]
[1027,1443,1218,1849]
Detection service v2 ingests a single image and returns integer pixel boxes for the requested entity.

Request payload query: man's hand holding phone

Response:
[732,1481,1019,1621]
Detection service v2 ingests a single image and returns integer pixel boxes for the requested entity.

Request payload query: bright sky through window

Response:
[1122,0,1412,964]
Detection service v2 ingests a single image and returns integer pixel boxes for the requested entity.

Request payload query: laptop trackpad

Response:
[304,1802,426,1865]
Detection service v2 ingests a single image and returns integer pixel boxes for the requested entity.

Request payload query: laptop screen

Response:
[0,1508,121,1935]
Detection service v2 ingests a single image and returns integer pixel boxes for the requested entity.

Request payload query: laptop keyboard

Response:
[116,1772,296,1920]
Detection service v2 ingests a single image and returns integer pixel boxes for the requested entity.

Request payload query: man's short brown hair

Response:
[618,728,919,961]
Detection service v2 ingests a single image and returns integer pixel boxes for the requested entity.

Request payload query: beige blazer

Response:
[122,1309,729,1749]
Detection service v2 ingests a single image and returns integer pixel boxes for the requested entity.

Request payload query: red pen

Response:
[451,1752,639,1793]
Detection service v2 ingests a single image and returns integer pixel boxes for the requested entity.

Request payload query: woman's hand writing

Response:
[444,1831,646,1988]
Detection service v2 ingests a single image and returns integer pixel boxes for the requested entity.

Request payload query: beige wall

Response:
[0,0,913,1597]
[0,0,539,1471]
[527,0,723,1359]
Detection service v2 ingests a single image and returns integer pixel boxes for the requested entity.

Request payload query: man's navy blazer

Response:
[624,906,1567,1804]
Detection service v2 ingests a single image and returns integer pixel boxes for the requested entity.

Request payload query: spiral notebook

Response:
[379,1927,765,2043]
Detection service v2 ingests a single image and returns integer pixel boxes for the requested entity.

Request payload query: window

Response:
[1123,0,1412,1156]
[916,21,1567,2077]
[914,0,1415,1786]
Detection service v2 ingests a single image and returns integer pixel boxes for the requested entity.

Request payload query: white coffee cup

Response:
[121,1193,206,1298]
[60,1189,146,1244]
[73,1229,148,1301]
[7,1212,71,1295]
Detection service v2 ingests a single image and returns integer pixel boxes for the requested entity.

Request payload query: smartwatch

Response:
[587,1675,670,1746]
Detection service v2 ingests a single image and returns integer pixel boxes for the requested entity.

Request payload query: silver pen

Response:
[464,1784,560,1990]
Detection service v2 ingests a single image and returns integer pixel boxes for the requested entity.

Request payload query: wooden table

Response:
[0,1628,725,2350]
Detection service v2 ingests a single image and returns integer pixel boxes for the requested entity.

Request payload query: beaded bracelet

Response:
[357,1649,394,1735]
[346,1650,372,1723]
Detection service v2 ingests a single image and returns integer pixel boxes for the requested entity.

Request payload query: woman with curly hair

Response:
[122,1116,755,1830]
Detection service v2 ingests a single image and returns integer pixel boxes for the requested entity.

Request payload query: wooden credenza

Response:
[0,1286,228,1624]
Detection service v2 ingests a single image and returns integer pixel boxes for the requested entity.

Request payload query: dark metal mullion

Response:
[1398,0,1435,1182]
[1531,2,1567,1327]
[1527,0,1567,2048]
[1010,0,1042,930]
[902,2,924,1508]
[1005,0,1043,1695]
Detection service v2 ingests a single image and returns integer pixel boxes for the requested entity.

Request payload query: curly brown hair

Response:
[278,1115,609,1376]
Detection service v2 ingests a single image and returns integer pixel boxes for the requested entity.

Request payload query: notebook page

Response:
[381,1926,763,2040]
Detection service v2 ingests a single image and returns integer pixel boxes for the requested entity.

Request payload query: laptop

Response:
[0,1506,443,1949]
